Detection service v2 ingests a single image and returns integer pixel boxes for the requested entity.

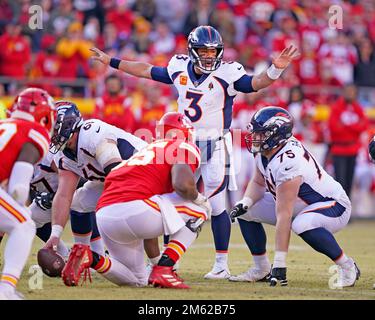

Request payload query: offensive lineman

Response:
[90,25,299,279]
[0,88,55,299]
[62,112,211,289]
[43,101,158,260]
[229,106,360,288]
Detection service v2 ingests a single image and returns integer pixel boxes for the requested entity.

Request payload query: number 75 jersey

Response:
[255,138,349,206]
[0,118,50,183]
[167,55,249,139]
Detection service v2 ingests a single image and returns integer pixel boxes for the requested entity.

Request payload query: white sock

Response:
[98,256,147,287]
[215,252,228,267]
[1,220,35,281]
[90,238,105,256]
[335,253,350,267]
[73,233,91,245]
[253,254,271,271]
[273,251,287,268]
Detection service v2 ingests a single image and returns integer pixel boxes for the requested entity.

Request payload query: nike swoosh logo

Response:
[285,167,293,171]
[96,127,101,133]
[237,66,242,70]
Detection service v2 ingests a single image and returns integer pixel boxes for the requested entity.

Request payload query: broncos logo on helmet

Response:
[245,107,294,153]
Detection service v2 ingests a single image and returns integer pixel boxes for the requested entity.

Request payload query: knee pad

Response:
[291,214,318,235]
[209,191,227,216]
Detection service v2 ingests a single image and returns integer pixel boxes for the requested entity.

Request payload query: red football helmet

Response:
[156,112,195,142]
[11,88,56,136]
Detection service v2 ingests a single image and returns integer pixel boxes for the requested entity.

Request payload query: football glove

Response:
[229,197,253,222]
[35,192,55,211]
[269,267,288,287]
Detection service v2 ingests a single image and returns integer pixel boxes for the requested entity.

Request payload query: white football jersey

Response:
[167,54,248,139]
[31,151,59,194]
[57,119,147,182]
[255,138,349,211]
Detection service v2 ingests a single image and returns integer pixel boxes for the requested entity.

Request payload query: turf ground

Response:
[2,220,375,300]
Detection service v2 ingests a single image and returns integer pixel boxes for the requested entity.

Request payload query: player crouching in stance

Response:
[0,88,55,299]
[62,112,211,289]
[229,107,360,288]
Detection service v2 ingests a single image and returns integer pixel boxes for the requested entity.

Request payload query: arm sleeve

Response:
[151,66,173,84]
[233,75,256,93]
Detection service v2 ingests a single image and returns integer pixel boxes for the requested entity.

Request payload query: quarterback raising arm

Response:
[90,46,298,92]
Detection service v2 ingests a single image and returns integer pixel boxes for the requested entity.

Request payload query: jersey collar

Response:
[187,61,210,87]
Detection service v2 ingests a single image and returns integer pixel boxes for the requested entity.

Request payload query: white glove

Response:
[193,193,212,219]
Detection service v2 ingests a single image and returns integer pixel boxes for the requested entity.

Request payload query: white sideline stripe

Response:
[190,243,309,251]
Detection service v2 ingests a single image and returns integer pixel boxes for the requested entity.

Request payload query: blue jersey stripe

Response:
[298,183,334,205]
[151,66,173,84]
[305,202,346,218]
[213,76,234,129]
[117,138,136,160]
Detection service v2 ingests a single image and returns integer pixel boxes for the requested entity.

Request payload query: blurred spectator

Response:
[130,16,152,53]
[354,38,375,88]
[183,0,213,35]
[210,1,236,47]
[56,21,92,79]
[269,0,299,29]
[48,0,77,36]
[93,74,136,132]
[0,22,31,80]
[150,20,176,55]
[74,0,105,33]
[328,83,369,198]
[319,31,358,85]
[132,0,157,22]
[133,81,168,141]
[106,0,134,35]
[155,0,189,34]
[0,0,16,33]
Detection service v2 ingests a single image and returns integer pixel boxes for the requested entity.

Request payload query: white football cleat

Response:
[229,267,270,282]
[0,288,24,300]
[204,266,231,280]
[336,258,360,288]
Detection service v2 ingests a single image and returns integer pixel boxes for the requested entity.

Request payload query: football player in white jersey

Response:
[43,102,161,263]
[30,151,104,260]
[90,25,299,279]
[229,107,360,288]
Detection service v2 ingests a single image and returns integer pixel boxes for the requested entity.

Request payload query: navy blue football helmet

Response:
[50,101,83,154]
[245,107,293,153]
[188,25,224,73]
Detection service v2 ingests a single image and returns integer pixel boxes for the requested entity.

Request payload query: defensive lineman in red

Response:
[0,88,55,300]
[62,112,212,289]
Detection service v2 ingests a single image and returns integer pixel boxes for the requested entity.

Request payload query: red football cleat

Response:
[62,244,93,287]
[148,265,190,289]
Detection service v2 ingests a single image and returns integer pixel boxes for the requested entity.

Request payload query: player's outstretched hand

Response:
[44,236,60,252]
[272,45,300,69]
[90,47,111,65]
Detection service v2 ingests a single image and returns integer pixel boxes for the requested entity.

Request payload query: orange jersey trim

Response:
[0,197,27,223]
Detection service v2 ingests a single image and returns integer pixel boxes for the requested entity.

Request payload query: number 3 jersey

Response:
[255,138,349,209]
[166,55,253,139]
[97,139,201,210]
[0,118,50,183]
[56,119,147,182]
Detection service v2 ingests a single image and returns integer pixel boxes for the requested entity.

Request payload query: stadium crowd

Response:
[1,0,375,216]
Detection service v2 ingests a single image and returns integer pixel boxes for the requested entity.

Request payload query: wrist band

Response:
[51,224,63,238]
[266,64,284,80]
[109,57,121,69]
[241,197,254,209]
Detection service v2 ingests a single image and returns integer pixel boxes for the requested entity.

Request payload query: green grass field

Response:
[2,220,375,300]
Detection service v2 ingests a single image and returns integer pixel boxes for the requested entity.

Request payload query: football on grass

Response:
[37,248,65,277]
